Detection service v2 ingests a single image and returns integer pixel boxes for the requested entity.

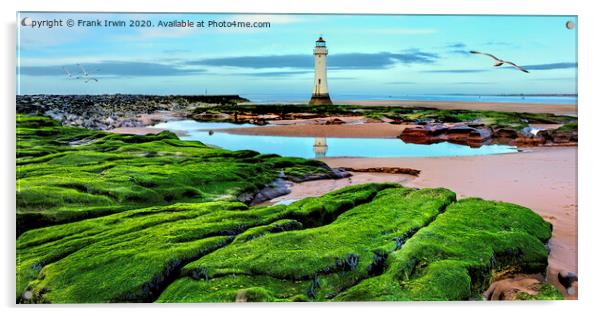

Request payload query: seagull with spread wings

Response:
[469,51,529,73]
[77,63,89,76]
[76,64,99,82]
[62,66,81,79]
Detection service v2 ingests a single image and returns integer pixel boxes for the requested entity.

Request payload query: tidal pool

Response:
[154,120,518,159]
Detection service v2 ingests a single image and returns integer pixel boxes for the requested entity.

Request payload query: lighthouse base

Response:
[309,94,333,106]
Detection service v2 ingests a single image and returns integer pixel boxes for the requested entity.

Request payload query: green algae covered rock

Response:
[157,194,552,302]
[17,183,393,303]
[335,198,552,301]
[16,183,552,303]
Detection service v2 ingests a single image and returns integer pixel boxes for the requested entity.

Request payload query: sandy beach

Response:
[335,99,577,116]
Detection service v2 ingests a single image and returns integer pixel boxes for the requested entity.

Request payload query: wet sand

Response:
[268,116,369,126]
[136,111,184,125]
[319,146,577,298]
[335,99,577,116]
[262,172,415,206]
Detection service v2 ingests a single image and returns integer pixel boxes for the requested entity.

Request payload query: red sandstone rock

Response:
[493,127,519,139]
[325,118,345,125]
[513,135,546,146]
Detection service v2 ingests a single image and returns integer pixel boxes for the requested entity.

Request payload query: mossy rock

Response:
[17,173,553,303]
[335,198,552,301]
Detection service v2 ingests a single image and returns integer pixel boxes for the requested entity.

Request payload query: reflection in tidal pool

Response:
[154,120,518,159]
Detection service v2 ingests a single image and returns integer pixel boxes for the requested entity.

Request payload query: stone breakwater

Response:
[16,94,248,130]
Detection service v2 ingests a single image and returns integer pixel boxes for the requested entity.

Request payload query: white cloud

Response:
[19,55,172,67]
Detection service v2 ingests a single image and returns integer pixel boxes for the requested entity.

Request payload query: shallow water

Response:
[155,120,518,159]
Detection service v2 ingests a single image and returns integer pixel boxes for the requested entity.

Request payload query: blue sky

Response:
[17,13,577,98]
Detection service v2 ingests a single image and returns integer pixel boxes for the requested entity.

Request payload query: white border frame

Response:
[3,1,600,316]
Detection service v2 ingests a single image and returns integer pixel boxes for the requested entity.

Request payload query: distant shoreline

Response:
[430,93,577,97]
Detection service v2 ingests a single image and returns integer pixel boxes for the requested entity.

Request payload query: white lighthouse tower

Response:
[309,36,333,106]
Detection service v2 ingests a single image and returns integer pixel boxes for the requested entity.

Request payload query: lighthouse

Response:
[309,36,333,106]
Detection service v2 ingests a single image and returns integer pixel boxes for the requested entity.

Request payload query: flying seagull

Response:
[469,51,529,73]
[76,63,99,82]
[77,63,89,76]
[62,66,81,79]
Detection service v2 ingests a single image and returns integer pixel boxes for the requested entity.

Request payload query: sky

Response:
[17,13,578,99]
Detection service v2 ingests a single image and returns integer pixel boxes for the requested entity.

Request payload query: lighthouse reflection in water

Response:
[313,137,328,158]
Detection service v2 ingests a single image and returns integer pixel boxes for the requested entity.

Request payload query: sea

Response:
[240,93,577,105]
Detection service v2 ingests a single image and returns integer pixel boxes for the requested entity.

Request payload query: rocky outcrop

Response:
[400,124,492,147]
[539,128,578,144]
[558,271,579,294]
[483,275,563,300]
[448,125,493,146]
[513,135,546,146]
[239,178,292,205]
[401,122,577,147]
[399,124,448,141]
[493,127,519,139]
[16,94,248,130]
[484,276,541,300]
[397,124,447,144]
[286,167,351,183]
[324,118,345,125]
